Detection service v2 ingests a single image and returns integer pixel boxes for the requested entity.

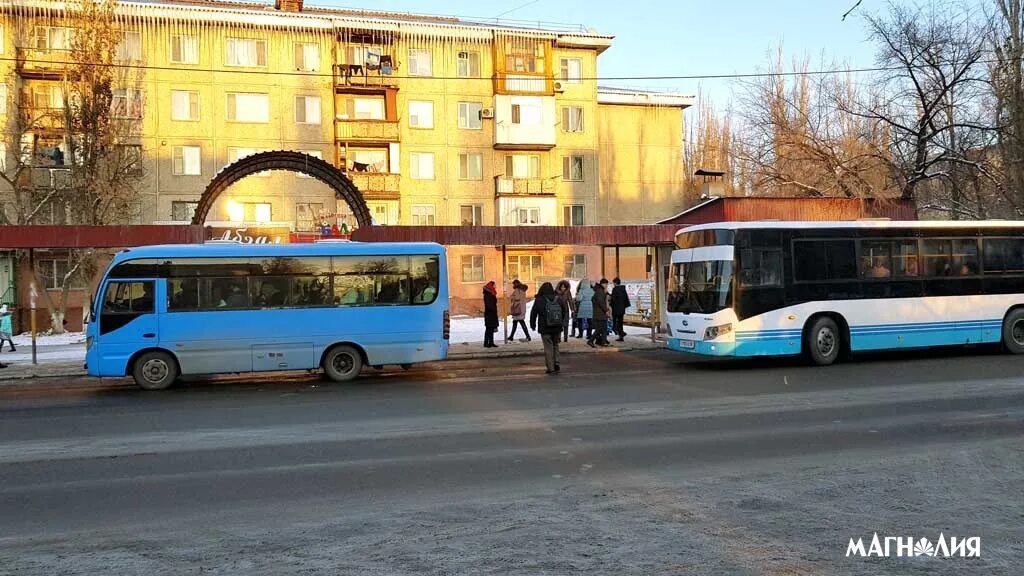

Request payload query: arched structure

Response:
[191,151,372,227]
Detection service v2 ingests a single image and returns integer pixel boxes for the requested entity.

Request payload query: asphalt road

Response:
[1,347,1022,575]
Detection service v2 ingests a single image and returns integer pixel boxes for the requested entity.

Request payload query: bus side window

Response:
[103,281,154,314]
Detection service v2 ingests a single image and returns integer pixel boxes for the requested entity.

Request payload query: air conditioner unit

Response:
[480,107,495,119]
[553,81,565,93]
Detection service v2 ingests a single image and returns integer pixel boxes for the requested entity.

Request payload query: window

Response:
[0,84,7,116]
[793,240,857,281]
[505,154,541,178]
[457,51,481,78]
[560,57,582,83]
[227,147,269,177]
[226,93,270,123]
[983,238,1024,273]
[170,90,199,121]
[514,207,540,225]
[562,106,584,132]
[244,203,272,223]
[458,153,483,180]
[511,99,543,125]
[0,142,6,171]
[296,150,322,178]
[103,280,154,313]
[460,204,483,226]
[507,255,543,282]
[294,95,321,124]
[410,152,435,179]
[739,248,783,287]
[859,239,919,278]
[225,38,267,67]
[922,238,979,276]
[116,30,141,61]
[112,89,143,119]
[504,41,546,73]
[38,258,87,290]
[119,144,143,175]
[293,42,320,72]
[562,155,584,181]
[408,48,432,76]
[0,24,4,56]
[172,146,201,175]
[170,34,198,64]
[562,204,584,226]
[339,96,385,120]
[461,255,484,282]
[411,205,435,226]
[34,27,73,51]
[295,202,323,231]
[458,102,482,129]
[33,85,63,109]
[347,148,388,173]
[564,254,587,278]
[171,201,198,222]
[409,100,434,128]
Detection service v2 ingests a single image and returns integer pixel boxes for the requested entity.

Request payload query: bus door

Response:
[96,279,161,372]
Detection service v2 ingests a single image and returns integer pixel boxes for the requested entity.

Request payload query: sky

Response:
[310,0,896,110]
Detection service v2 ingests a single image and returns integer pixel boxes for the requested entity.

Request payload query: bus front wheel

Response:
[132,351,179,391]
[1002,309,1024,354]
[806,317,841,366]
[323,345,363,382]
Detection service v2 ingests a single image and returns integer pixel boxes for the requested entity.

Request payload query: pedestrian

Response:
[0,305,14,352]
[482,281,499,348]
[508,280,531,342]
[588,278,611,347]
[556,280,573,343]
[610,277,631,342]
[530,281,569,374]
[575,277,594,340]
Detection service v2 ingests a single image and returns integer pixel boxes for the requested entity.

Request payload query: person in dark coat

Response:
[610,277,631,342]
[588,278,611,347]
[483,281,499,348]
[530,281,569,374]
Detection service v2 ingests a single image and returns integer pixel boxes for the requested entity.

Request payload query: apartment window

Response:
[460,204,483,226]
[116,30,142,61]
[112,89,143,119]
[457,51,481,78]
[347,148,388,173]
[119,145,143,175]
[511,99,543,125]
[225,38,267,67]
[458,153,483,180]
[0,24,4,56]
[411,205,435,226]
[33,27,73,51]
[37,259,86,290]
[171,201,198,222]
[227,147,269,177]
[409,100,434,128]
[170,34,199,64]
[564,254,587,278]
[505,154,541,178]
[461,255,484,282]
[458,102,482,129]
[562,106,584,132]
[295,202,323,231]
[507,255,542,282]
[243,203,272,223]
[339,96,385,120]
[562,204,584,226]
[296,150,322,178]
[170,90,199,121]
[172,145,201,175]
[562,155,584,181]
[294,42,320,72]
[0,142,7,170]
[32,85,63,109]
[560,58,582,83]
[410,152,435,179]
[226,93,269,123]
[408,48,432,76]
[0,84,6,115]
[514,207,540,225]
[295,95,322,124]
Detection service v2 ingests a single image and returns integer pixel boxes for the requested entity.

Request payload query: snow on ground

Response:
[450,299,651,344]
[12,331,86,346]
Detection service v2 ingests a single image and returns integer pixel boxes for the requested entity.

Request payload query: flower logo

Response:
[914,538,936,557]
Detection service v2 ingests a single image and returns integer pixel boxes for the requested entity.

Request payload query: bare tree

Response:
[682,91,741,200]
[990,0,1024,213]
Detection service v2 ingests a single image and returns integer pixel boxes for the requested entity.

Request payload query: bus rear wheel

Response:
[1002,309,1024,354]
[132,351,178,391]
[806,317,841,366]
[323,345,363,382]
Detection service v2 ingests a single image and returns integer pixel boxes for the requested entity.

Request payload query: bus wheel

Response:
[323,345,363,382]
[132,351,178,391]
[806,317,841,366]
[1002,309,1024,354]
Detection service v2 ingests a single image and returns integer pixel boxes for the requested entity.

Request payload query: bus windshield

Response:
[667,260,733,314]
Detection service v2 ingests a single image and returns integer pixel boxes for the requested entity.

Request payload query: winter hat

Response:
[0,305,7,314]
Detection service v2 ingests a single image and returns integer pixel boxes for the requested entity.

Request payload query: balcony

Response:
[20,107,65,133]
[335,120,399,142]
[494,73,551,95]
[15,167,72,190]
[346,172,401,199]
[16,48,72,80]
[494,176,555,197]
[333,63,398,90]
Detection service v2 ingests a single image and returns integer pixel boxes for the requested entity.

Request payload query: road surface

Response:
[1,347,1022,575]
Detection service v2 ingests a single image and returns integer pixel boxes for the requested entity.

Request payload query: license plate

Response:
[679,339,695,349]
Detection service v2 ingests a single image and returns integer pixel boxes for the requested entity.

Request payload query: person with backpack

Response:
[530,282,569,374]
[588,278,611,347]
[575,278,594,341]
[508,280,531,342]
[0,305,14,352]
[482,281,499,348]
[610,277,631,342]
[556,280,573,343]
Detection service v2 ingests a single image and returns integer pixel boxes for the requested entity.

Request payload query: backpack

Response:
[543,296,563,328]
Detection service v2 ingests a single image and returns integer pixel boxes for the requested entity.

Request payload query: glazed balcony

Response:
[494,176,555,197]
[334,120,400,142]
[16,48,72,80]
[346,172,401,199]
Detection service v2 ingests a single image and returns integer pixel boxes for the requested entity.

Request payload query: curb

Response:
[0,370,87,383]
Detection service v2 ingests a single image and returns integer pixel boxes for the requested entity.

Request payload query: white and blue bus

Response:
[665,221,1024,364]
[86,241,448,389]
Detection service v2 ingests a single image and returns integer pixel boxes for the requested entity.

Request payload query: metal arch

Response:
[191,151,372,228]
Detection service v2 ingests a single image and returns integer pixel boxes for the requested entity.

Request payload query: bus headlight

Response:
[704,323,732,340]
